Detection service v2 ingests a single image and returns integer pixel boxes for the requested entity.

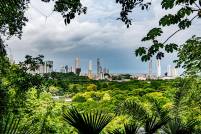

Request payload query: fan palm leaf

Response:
[162,118,198,134]
[144,115,170,134]
[117,100,170,134]
[109,123,140,134]
[116,100,148,121]
[63,107,113,134]
[1,113,38,134]
[124,123,140,134]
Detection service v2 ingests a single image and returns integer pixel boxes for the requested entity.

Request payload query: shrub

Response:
[72,95,86,102]
[87,84,97,91]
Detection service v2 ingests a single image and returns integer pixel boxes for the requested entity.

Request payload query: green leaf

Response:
[135,47,146,56]
[63,107,113,134]
[159,14,181,26]
[177,7,193,18]
[165,43,178,53]
[178,19,191,29]
[161,0,175,9]
[142,28,163,41]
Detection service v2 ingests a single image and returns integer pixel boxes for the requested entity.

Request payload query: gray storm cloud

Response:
[6,0,200,74]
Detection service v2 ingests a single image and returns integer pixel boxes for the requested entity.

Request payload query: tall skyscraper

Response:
[65,65,68,73]
[69,66,73,72]
[88,60,93,79]
[171,67,178,77]
[75,57,81,75]
[157,59,161,77]
[148,60,152,77]
[75,57,80,69]
[167,65,171,76]
[97,58,100,75]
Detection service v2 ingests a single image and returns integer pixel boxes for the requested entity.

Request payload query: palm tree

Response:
[109,123,140,134]
[1,113,38,134]
[162,118,198,134]
[63,107,113,134]
[117,100,170,134]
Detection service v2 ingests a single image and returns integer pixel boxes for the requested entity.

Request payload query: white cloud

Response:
[6,0,201,73]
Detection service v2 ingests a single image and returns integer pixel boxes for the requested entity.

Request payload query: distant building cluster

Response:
[136,59,179,80]
[60,57,110,80]
[8,51,179,81]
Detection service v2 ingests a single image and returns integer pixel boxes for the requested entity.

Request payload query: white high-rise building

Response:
[157,59,161,77]
[167,65,171,76]
[88,60,93,79]
[148,60,152,77]
[75,57,80,69]
[171,67,178,77]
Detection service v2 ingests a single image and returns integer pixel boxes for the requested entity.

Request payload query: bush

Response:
[72,95,86,102]
[87,84,97,91]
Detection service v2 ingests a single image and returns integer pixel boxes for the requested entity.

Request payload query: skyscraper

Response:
[157,59,161,77]
[65,65,68,73]
[97,58,100,75]
[167,65,171,76]
[88,60,93,79]
[148,60,152,77]
[75,57,80,69]
[171,67,178,77]
[75,57,81,75]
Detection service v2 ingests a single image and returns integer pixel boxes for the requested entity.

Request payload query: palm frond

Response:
[2,113,38,134]
[144,115,170,134]
[108,129,122,134]
[162,118,198,134]
[63,107,113,134]
[109,123,140,134]
[124,123,140,134]
[117,100,148,121]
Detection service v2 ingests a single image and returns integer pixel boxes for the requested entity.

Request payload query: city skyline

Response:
[31,55,179,76]
[5,0,197,74]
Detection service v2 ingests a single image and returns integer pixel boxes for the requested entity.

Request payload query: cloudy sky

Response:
[6,0,201,74]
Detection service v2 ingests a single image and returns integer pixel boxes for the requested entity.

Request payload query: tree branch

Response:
[162,15,199,45]
[194,2,201,10]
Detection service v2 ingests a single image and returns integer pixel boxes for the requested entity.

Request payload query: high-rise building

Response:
[75,57,81,75]
[171,67,178,77]
[69,66,73,73]
[97,58,101,75]
[9,54,15,64]
[65,65,68,73]
[167,65,171,76]
[148,60,152,77]
[88,60,93,79]
[157,59,161,77]
[75,57,80,69]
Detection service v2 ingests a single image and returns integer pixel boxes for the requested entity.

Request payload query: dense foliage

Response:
[1,54,201,133]
[1,0,201,133]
